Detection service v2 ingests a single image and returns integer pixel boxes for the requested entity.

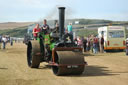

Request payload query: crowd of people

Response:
[32,19,105,54]
[0,35,13,49]
[1,19,105,54]
[74,35,104,54]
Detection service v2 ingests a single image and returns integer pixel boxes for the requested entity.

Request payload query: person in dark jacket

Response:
[126,38,128,55]
[53,23,59,33]
[100,36,104,53]
[41,19,50,34]
[83,37,87,52]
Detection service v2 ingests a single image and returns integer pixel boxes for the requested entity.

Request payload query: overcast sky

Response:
[0,0,128,22]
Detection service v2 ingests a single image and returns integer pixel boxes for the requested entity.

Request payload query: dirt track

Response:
[0,43,128,85]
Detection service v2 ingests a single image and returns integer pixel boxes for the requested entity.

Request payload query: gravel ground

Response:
[0,43,128,85]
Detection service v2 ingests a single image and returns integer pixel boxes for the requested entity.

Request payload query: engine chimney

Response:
[58,7,65,40]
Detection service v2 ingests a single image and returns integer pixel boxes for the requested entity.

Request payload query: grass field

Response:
[0,22,33,30]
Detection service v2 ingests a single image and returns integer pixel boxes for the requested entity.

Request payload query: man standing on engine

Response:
[66,23,73,42]
[42,19,50,34]
[41,19,51,61]
[33,24,41,40]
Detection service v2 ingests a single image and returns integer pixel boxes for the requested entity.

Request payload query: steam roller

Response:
[27,7,87,76]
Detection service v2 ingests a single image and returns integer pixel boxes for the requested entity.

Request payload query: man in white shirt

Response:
[2,36,7,49]
[0,36,2,49]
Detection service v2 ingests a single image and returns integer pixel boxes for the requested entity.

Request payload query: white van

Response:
[98,26,126,51]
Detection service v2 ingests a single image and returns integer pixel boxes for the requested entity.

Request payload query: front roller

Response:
[52,51,85,76]
[27,41,42,68]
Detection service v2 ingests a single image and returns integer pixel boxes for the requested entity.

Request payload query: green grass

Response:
[75,28,128,38]
[75,29,98,37]
[0,26,28,37]
[0,24,128,38]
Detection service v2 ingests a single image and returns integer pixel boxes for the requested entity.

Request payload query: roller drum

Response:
[52,51,85,75]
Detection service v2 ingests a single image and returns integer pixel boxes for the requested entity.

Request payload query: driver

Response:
[41,19,50,34]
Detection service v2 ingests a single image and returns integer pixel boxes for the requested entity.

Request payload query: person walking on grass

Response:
[0,38,1,49]
[86,35,91,51]
[2,35,7,49]
[10,38,13,46]
[90,35,94,53]
[93,36,98,54]
[77,36,83,47]
[83,37,87,52]
[100,36,104,53]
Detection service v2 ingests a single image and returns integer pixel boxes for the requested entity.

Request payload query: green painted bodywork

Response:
[37,32,55,51]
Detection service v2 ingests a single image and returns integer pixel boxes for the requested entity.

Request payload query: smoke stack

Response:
[58,7,65,40]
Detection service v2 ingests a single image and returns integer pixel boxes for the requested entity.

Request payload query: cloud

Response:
[17,0,52,8]
[0,0,128,22]
[0,0,55,9]
[17,0,74,8]
[88,13,128,21]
